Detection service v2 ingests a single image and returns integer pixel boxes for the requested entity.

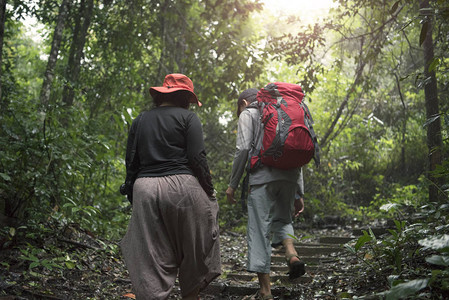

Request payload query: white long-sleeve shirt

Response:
[228,103,304,195]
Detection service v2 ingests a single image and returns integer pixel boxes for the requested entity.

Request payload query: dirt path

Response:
[1,222,385,299]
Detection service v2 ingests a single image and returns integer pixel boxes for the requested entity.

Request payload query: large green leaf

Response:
[426,255,449,267]
[386,279,429,300]
[354,232,372,252]
[419,235,449,252]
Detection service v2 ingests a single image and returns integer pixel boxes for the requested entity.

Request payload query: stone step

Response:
[272,245,344,256]
[205,234,353,298]
[222,263,324,274]
[270,264,321,273]
[318,236,355,244]
[295,241,340,246]
[271,254,338,264]
[202,283,258,297]
[225,273,313,284]
[202,283,303,298]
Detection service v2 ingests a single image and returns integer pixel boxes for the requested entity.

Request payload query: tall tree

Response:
[270,1,405,150]
[321,3,405,149]
[39,0,70,109]
[420,0,443,202]
[262,0,446,209]
[0,0,7,104]
[62,0,94,108]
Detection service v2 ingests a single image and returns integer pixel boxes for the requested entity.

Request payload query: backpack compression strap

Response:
[261,84,291,159]
[301,102,320,167]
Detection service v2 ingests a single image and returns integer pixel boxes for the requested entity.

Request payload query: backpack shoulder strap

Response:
[240,105,263,207]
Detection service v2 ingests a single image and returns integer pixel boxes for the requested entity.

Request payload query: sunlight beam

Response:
[261,0,337,15]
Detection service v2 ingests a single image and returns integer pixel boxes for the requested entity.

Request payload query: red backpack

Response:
[250,82,320,170]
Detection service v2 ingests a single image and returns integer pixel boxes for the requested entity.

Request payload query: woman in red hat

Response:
[120,74,221,299]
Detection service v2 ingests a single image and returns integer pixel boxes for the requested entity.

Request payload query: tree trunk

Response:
[62,0,94,108]
[39,0,70,109]
[320,6,404,149]
[157,0,171,80]
[420,0,443,202]
[320,38,367,148]
[394,72,408,172]
[0,0,7,105]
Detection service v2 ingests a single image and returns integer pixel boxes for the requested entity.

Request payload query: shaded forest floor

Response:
[0,218,391,300]
[0,216,443,299]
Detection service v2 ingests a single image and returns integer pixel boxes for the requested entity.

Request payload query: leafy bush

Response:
[345,202,449,299]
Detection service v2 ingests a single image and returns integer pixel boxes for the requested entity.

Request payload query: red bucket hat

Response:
[149,73,202,107]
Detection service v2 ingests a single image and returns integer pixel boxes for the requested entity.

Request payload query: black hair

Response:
[153,90,191,109]
[236,88,258,117]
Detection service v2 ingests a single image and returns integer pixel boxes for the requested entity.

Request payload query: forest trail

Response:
[200,234,355,299]
[1,221,393,299]
[166,222,392,299]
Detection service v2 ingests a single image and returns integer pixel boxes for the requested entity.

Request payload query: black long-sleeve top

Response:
[125,106,214,196]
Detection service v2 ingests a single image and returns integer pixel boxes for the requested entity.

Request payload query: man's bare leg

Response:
[283,238,300,264]
[283,237,306,279]
[257,272,271,298]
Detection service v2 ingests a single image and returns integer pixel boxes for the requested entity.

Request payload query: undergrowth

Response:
[346,201,449,299]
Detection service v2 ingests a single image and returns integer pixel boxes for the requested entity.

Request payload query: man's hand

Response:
[294,196,304,217]
[226,186,236,204]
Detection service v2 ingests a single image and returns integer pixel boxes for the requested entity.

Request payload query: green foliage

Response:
[384,278,430,300]
[218,201,248,234]
[345,202,449,298]
[361,178,428,220]
[19,245,64,271]
[1,94,129,237]
[0,216,130,298]
[0,1,448,298]
[2,0,268,238]
[0,26,49,221]
[285,0,449,221]
[1,0,448,249]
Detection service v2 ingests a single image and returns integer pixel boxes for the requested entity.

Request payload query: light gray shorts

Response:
[246,180,296,273]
